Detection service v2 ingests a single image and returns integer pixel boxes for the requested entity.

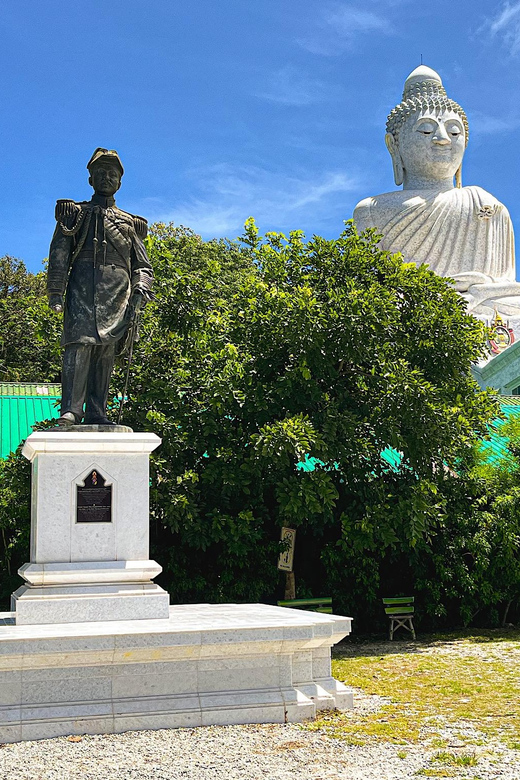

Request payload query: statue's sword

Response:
[117,301,141,425]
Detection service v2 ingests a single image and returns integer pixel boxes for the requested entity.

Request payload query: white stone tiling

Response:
[0,603,353,743]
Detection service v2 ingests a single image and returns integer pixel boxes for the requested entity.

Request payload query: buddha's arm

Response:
[450,272,494,292]
[353,198,374,233]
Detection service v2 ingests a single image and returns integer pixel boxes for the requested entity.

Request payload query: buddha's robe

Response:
[354,186,520,317]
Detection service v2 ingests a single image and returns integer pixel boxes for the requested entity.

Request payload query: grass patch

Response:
[305,705,420,745]
[302,631,520,749]
[432,751,478,766]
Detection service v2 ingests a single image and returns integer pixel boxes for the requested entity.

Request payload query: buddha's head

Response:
[385,66,469,189]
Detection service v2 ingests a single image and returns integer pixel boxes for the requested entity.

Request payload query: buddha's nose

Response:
[432,124,450,145]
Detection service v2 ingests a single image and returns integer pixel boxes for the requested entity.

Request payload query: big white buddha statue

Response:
[354,65,520,325]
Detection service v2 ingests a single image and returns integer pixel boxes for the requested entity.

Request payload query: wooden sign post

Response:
[278,527,296,600]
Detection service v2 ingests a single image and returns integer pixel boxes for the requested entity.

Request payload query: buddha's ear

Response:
[455,164,462,189]
[385,133,403,186]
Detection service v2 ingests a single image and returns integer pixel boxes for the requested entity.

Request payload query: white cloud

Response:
[470,110,520,135]
[148,164,360,238]
[484,2,520,55]
[298,2,394,56]
[328,7,390,34]
[254,65,339,106]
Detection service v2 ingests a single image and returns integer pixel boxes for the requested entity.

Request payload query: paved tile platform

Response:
[0,603,353,743]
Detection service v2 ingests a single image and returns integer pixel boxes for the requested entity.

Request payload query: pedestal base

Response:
[11,582,170,625]
[14,431,167,626]
[0,603,353,743]
[13,560,170,625]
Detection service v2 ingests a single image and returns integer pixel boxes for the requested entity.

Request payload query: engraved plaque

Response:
[77,470,112,523]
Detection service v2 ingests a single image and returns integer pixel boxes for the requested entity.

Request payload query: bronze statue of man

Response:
[47,148,153,426]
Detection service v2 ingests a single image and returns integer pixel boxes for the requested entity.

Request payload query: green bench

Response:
[383,596,416,640]
[277,597,333,614]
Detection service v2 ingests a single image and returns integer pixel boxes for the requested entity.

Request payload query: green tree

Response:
[0,223,502,625]
[0,447,30,607]
[0,255,61,382]
[112,220,497,619]
[452,418,520,627]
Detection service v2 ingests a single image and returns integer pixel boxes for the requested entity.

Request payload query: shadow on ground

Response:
[333,626,520,658]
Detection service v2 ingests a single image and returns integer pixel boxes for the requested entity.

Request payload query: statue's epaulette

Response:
[130,213,148,239]
[55,199,83,222]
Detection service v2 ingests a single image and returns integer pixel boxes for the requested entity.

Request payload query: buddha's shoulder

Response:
[463,185,510,213]
[354,191,410,211]
[353,191,411,230]
[354,186,511,227]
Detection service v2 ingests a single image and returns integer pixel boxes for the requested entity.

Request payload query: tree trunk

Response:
[284,571,296,600]
[502,598,513,627]
[1,528,10,575]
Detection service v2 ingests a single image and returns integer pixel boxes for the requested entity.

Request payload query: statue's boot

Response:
[56,411,81,426]
[83,416,117,426]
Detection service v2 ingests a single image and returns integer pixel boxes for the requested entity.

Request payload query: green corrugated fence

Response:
[0,383,60,459]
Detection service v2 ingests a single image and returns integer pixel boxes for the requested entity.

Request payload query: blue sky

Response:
[2,0,520,273]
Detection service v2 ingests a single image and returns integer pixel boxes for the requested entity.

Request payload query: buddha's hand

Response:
[48,293,63,313]
[451,272,493,292]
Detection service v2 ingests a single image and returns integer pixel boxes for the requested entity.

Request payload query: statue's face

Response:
[89,163,122,197]
[397,109,466,182]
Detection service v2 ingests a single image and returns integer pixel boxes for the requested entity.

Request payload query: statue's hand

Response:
[129,292,145,315]
[48,293,64,313]
[131,285,155,309]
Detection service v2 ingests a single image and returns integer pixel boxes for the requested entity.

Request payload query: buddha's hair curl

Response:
[386,80,469,146]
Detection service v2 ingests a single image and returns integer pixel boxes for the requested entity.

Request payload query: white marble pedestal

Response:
[0,603,353,743]
[3,431,354,742]
[11,431,170,625]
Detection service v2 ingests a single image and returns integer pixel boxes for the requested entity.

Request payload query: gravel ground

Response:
[0,719,426,780]
[2,639,520,780]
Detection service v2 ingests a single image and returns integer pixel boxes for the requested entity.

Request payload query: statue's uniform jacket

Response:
[47,194,152,346]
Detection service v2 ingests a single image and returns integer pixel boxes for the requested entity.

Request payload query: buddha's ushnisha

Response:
[354,65,520,321]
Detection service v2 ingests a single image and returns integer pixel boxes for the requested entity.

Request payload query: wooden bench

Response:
[277,597,333,614]
[382,596,416,640]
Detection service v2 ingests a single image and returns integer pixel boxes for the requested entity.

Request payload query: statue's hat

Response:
[87,148,124,176]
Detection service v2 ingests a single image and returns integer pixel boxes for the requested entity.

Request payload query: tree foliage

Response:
[0,255,61,382]
[0,448,30,607]
[0,223,511,629]
[111,220,498,624]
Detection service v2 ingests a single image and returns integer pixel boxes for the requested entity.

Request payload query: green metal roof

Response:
[0,383,60,459]
[479,397,520,466]
[0,383,61,397]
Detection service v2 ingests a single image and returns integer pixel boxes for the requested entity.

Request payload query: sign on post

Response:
[277,527,296,572]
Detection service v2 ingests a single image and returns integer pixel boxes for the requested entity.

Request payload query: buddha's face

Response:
[396,109,466,183]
